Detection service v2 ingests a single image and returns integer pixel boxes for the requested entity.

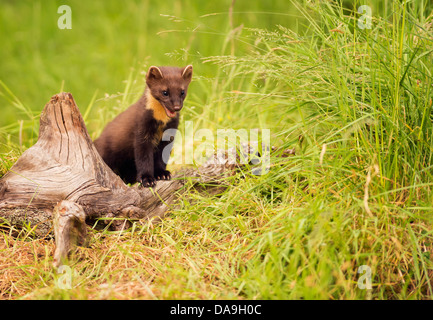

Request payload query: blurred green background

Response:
[0,0,300,131]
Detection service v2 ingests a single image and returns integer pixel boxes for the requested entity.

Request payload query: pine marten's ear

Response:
[146,66,164,82]
[181,65,193,83]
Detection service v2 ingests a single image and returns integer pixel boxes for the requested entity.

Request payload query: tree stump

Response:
[0,92,294,266]
[0,93,243,266]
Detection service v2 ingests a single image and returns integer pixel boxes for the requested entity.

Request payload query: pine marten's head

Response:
[145,65,193,120]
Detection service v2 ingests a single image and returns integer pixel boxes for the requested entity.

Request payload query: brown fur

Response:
[94,65,193,187]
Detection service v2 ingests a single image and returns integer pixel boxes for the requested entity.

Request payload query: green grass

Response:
[1,0,433,299]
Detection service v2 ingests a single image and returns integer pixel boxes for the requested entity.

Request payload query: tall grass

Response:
[201,0,433,299]
[1,0,433,299]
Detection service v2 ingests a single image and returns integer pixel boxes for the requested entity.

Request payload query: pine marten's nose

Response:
[174,105,181,111]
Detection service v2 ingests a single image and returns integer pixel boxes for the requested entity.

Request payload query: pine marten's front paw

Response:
[138,174,156,188]
[155,169,171,181]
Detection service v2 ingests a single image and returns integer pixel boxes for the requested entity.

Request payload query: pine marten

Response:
[94,65,193,187]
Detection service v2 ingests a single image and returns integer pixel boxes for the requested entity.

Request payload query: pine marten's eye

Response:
[162,90,169,96]
[180,90,185,96]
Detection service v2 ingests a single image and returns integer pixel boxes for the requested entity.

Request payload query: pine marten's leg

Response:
[154,139,173,180]
[134,138,156,187]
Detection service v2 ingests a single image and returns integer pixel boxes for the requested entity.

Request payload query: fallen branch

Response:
[0,93,260,266]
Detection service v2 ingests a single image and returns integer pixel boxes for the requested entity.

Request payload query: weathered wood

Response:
[0,93,243,262]
[53,200,87,267]
[0,92,293,264]
[0,93,141,213]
